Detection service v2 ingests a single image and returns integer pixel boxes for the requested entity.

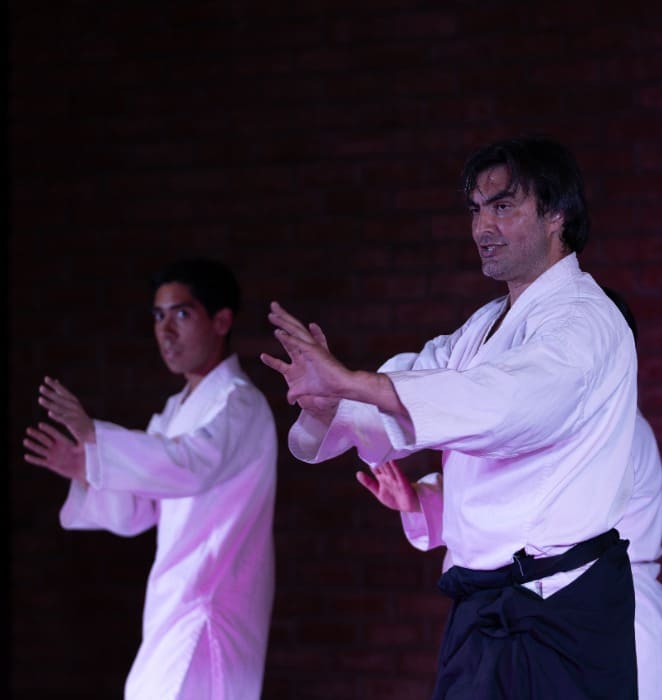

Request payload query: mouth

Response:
[479,242,505,258]
[161,345,179,360]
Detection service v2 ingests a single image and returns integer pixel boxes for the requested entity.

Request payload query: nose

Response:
[473,206,496,238]
[156,314,176,339]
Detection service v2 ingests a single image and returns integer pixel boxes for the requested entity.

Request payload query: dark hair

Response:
[601,286,638,344]
[461,136,590,253]
[150,258,241,318]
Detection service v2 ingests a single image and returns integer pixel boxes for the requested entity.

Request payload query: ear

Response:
[212,308,234,337]
[545,210,565,242]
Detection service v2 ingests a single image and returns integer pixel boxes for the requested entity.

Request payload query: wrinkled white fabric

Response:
[61,355,277,700]
[618,411,662,700]
[289,254,637,571]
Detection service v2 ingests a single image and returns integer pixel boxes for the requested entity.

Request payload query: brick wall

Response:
[9,2,662,698]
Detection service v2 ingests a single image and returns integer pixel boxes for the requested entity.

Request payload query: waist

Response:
[439,529,624,599]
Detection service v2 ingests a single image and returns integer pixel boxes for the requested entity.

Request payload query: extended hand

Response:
[23,421,87,483]
[260,302,349,410]
[356,460,420,512]
[37,376,96,444]
[261,302,408,418]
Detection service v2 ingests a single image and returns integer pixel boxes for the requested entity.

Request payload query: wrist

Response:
[83,420,97,444]
[73,444,89,485]
[343,369,381,402]
[346,370,407,416]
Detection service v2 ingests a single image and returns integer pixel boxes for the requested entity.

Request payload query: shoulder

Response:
[527,275,631,346]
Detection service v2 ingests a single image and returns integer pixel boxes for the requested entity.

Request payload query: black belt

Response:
[439,528,624,600]
[510,528,621,584]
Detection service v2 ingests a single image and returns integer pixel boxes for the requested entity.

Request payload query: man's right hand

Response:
[261,301,347,416]
[23,422,87,484]
[261,301,409,419]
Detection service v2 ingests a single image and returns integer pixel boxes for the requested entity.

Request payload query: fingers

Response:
[372,460,404,488]
[274,328,309,357]
[38,380,76,414]
[269,302,300,325]
[259,352,289,374]
[355,470,379,496]
[23,423,57,451]
[24,422,60,449]
[262,323,308,366]
[268,301,328,347]
[37,395,66,423]
[39,386,72,406]
[36,421,68,442]
[308,323,329,350]
[268,302,310,340]
[23,436,49,458]
[259,352,300,404]
[265,302,330,364]
[43,376,72,396]
[380,459,401,480]
[23,423,61,464]
[40,378,79,411]
[24,452,48,467]
[265,328,310,371]
[38,379,84,429]
[25,424,51,443]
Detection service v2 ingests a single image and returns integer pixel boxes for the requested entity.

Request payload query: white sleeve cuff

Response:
[400,472,444,551]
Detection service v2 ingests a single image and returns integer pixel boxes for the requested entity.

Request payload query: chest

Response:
[446,313,527,371]
[150,386,232,438]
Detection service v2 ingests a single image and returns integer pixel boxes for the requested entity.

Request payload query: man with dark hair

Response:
[361,286,662,699]
[461,136,590,253]
[24,258,277,700]
[261,137,639,698]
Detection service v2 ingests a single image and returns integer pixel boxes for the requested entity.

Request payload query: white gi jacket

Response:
[60,355,277,700]
[289,254,638,574]
[618,410,662,700]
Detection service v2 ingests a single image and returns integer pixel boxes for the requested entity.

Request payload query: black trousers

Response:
[432,531,637,700]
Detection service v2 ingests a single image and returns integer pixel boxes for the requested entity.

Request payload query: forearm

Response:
[340,370,409,417]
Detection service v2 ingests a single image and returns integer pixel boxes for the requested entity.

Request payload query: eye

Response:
[494,202,512,214]
[176,308,190,319]
[152,310,164,322]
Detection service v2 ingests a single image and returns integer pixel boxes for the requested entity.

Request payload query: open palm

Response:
[356,460,419,513]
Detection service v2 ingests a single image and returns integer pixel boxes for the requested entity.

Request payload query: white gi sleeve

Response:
[88,384,268,498]
[400,472,445,551]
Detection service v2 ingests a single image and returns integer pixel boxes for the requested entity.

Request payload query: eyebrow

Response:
[467,188,519,207]
[151,302,196,313]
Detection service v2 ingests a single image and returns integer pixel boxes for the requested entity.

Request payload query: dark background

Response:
[9,2,662,698]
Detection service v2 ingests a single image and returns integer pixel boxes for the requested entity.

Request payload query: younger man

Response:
[24,258,277,700]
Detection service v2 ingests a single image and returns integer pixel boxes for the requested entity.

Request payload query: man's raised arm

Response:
[260,301,409,417]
